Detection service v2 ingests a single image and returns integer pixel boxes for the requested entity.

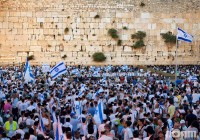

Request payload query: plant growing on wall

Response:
[123,26,128,30]
[27,55,34,61]
[131,31,146,49]
[108,28,119,39]
[62,55,67,59]
[132,40,145,48]
[94,14,100,19]
[64,27,69,34]
[92,52,106,62]
[131,31,146,40]
[140,2,145,7]
[161,31,176,44]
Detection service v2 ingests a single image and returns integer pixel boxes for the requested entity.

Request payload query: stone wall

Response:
[0,0,200,65]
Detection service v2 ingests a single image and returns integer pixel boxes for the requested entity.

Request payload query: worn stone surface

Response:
[0,0,200,65]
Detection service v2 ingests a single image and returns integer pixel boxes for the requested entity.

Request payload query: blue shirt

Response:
[70,118,80,131]
[88,107,96,116]
[12,98,19,108]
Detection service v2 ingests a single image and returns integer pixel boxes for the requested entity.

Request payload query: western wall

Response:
[0,0,200,65]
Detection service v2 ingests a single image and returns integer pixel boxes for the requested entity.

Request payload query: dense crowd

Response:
[147,65,200,77]
[0,65,200,140]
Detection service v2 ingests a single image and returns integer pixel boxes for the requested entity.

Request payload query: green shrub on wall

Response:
[131,31,146,40]
[108,28,119,39]
[92,52,106,62]
[132,40,145,49]
[161,32,176,44]
[131,31,146,49]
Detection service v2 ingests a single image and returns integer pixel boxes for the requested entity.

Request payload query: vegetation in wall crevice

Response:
[92,52,106,62]
[161,31,176,44]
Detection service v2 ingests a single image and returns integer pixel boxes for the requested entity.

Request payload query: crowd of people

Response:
[147,65,200,77]
[0,65,200,140]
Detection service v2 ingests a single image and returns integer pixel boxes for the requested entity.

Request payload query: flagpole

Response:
[175,28,178,89]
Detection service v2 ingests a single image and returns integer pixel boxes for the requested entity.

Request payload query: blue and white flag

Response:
[55,117,64,140]
[24,58,35,83]
[74,101,82,116]
[94,101,104,123]
[177,28,193,43]
[95,87,103,96]
[50,62,67,79]
[39,110,45,134]
[51,109,57,123]
[188,76,198,81]
[78,84,85,97]
[71,68,80,76]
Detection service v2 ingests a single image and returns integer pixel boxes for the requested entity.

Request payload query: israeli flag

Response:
[188,76,198,81]
[78,84,85,97]
[71,68,80,76]
[80,84,85,92]
[50,62,67,79]
[24,58,35,83]
[55,117,64,140]
[94,101,104,123]
[177,28,193,43]
[39,110,45,134]
[51,109,57,123]
[74,101,82,116]
[95,87,103,96]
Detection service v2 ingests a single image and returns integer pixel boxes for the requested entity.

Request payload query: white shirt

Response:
[27,105,35,111]
[20,102,28,112]
[15,129,25,139]
[143,136,152,140]
[192,94,200,103]
[98,135,113,140]
[98,124,105,137]
[124,127,133,140]
[174,97,179,107]
[18,117,27,124]
[108,97,116,104]
[29,134,37,140]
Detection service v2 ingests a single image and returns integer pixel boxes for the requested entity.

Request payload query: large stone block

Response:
[141,13,151,19]
[37,18,45,23]
[30,46,41,52]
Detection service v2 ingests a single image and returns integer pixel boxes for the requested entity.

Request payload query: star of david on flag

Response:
[177,28,193,43]
[50,62,67,79]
